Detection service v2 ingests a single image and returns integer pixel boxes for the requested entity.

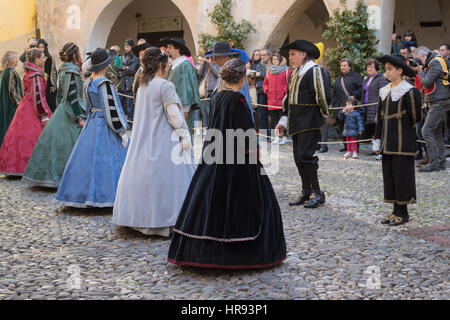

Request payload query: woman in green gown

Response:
[0,51,23,147]
[22,43,86,188]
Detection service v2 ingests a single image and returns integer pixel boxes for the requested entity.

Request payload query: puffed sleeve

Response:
[100,81,127,134]
[161,80,187,130]
[66,73,86,121]
[374,96,383,140]
[405,87,422,127]
[9,72,22,106]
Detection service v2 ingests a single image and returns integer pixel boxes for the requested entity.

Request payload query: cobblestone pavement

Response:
[0,138,448,300]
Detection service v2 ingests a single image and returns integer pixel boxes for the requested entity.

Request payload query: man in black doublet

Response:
[275,40,331,208]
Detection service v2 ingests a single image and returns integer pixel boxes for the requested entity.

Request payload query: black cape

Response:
[168,90,286,269]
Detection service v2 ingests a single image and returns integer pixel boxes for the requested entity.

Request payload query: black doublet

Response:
[282,64,331,136]
[375,85,422,205]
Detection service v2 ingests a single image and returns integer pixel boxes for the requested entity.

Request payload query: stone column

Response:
[378,0,396,54]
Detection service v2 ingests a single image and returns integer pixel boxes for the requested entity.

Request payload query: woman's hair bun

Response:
[220,58,246,84]
[139,47,169,86]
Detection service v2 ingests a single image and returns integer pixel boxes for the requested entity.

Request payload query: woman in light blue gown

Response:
[55,48,129,207]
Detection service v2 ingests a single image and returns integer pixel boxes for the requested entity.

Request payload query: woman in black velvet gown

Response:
[37,39,57,112]
[168,59,286,269]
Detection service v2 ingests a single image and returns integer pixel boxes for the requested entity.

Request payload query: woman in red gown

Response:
[0,48,52,176]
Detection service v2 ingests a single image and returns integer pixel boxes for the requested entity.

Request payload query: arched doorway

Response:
[85,0,195,56]
[264,0,330,58]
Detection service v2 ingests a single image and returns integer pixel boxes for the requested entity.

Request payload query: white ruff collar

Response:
[379,80,413,102]
[171,56,188,70]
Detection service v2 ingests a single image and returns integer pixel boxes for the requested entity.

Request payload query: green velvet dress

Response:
[22,62,86,188]
[0,68,23,147]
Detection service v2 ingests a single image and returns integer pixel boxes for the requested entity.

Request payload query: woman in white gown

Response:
[112,47,195,237]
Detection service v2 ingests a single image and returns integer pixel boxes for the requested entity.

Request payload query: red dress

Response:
[0,62,52,176]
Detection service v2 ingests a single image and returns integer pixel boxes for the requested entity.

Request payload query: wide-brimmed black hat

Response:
[160,37,191,57]
[90,48,113,72]
[377,54,416,78]
[207,41,240,57]
[132,42,152,57]
[281,39,321,60]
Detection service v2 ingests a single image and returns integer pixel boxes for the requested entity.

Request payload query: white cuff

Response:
[278,115,288,128]
[372,139,381,152]
[183,105,191,113]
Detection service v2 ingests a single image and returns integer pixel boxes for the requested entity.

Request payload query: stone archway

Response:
[263,0,331,53]
[85,0,196,56]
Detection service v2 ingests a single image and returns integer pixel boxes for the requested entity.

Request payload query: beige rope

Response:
[199,97,377,110]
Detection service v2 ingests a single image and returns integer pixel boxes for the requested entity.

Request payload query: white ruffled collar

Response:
[379,80,413,102]
[171,55,188,70]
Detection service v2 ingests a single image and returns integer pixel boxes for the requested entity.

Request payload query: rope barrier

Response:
[120,93,450,147]
[200,97,377,110]
[117,92,134,99]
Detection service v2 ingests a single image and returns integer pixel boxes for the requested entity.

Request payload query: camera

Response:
[409,58,422,67]
[396,34,402,40]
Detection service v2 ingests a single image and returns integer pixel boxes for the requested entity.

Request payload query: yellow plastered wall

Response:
[0,0,36,74]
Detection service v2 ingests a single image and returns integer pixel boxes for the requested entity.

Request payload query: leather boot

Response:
[289,191,312,206]
[304,191,326,209]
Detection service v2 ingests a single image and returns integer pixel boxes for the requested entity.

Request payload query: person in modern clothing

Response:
[22,43,86,188]
[340,98,364,159]
[439,44,449,61]
[168,58,286,269]
[19,37,38,63]
[361,59,389,144]
[113,47,195,237]
[55,48,129,207]
[251,48,269,136]
[0,51,23,147]
[263,53,291,144]
[373,54,422,226]
[331,58,363,150]
[0,48,52,176]
[412,46,450,172]
[275,39,331,209]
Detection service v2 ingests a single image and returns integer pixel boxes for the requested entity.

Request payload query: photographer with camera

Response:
[19,38,38,63]
[412,46,450,172]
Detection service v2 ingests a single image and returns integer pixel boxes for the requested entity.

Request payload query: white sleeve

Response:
[278,115,288,128]
[166,103,187,130]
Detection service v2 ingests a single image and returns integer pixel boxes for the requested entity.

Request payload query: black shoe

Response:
[418,165,440,172]
[304,191,325,209]
[339,147,346,152]
[318,147,328,153]
[414,153,423,160]
[439,161,446,171]
[289,191,312,206]
[389,215,409,226]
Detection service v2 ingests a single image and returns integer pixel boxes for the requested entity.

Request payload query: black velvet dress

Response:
[167,90,286,269]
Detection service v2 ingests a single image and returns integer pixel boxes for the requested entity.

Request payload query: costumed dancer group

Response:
[0,36,423,270]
